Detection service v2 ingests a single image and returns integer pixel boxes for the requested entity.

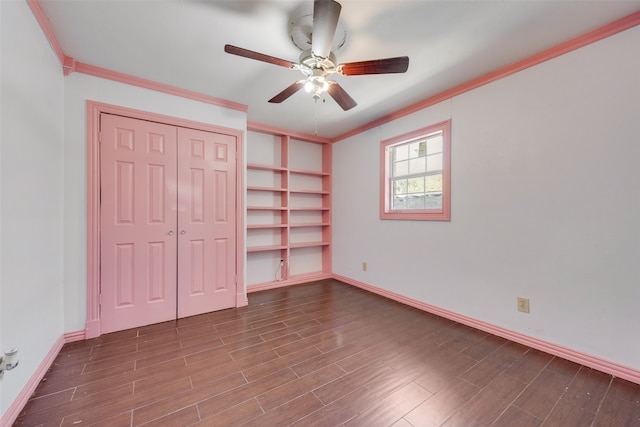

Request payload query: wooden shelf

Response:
[247,163,287,172]
[247,245,287,253]
[289,207,329,211]
[246,164,327,176]
[247,206,287,211]
[247,224,287,229]
[290,241,331,249]
[246,130,331,286]
[289,169,329,177]
[247,186,287,192]
[289,189,329,195]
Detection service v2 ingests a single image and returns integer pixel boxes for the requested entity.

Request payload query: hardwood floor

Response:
[14,280,640,426]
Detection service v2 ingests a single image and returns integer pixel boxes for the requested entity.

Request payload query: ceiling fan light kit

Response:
[224,0,409,111]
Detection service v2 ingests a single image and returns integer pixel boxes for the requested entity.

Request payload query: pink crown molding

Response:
[26,0,65,64]
[330,10,640,143]
[334,274,640,386]
[74,62,248,112]
[27,0,639,138]
[63,56,77,76]
[26,0,247,112]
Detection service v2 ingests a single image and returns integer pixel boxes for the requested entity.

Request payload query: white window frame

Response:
[380,120,451,221]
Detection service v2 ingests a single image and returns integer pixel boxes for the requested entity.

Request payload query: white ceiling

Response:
[38,0,640,139]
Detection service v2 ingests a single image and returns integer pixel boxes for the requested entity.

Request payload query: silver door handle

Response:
[181,230,186,235]
[168,230,174,235]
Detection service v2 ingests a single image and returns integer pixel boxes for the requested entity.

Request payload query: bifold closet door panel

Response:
[99,114,178,334]
[177,128,237,318]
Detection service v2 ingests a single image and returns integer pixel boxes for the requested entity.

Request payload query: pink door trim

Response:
[86,101,246,338]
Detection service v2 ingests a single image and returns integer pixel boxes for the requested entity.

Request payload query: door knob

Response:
[168,230,174,235]
[181,230,186,235]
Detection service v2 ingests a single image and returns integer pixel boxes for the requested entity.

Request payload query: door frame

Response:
[86,100,246,338]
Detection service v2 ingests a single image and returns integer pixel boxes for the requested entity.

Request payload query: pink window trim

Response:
[380,120,451,221]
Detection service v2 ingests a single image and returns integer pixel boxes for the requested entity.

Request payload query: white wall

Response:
[333,25,640,370]
[63,73,247,331]
[0,3,247,417]
[0,0,65,416]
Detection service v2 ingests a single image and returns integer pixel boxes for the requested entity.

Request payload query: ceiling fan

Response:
[224,0,409,111]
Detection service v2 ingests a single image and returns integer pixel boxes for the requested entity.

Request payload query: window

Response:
[380,120,450,220]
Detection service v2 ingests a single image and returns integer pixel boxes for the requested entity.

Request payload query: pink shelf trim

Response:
[289,169,330,176]
[247,273,333,293]
[247,245,288,253]
[248,121,331,144]
[247,206,288,211]
[247,163,287,172]
[247,224,288,229]
[290,241,330,248]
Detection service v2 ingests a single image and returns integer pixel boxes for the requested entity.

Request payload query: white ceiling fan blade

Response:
[312,0,341,59]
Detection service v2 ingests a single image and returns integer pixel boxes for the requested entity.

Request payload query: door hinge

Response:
[98,131,102,143]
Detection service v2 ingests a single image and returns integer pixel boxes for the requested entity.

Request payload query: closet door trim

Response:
[86,100,246,338]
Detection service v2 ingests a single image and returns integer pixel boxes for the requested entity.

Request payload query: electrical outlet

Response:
[517,297,530,313]
[362,262,367,272]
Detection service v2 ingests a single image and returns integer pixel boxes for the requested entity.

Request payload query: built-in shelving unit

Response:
[246,124,332,290]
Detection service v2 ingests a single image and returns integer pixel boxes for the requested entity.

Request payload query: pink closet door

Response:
[177,128,237,318]
[100,114,178,334]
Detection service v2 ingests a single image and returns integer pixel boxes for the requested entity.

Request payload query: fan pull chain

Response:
[314,99,319,136]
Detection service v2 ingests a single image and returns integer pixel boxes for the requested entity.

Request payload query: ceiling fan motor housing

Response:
[299,49,337,73]
[299,49,336,98]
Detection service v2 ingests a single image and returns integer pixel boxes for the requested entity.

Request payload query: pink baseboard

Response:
[1,335,63,426]
[333,274,640,386]
[64,330,86,343]
[0,331,85,425]
[236,292,249,308]
[85,319,100,339]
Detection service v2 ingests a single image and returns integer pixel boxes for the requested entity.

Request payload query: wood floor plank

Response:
[561,366,612,412]
[131,372,246,425]
[513,368,574,420]
[404,377,481,427]
[256,363,345,412]
[242,346,323,383]
[541,399,596,426]
[196,368,298,419]
[291,387,378,427]
[312,360,394,405]
[452,372,527,425]
[138,406,199,427]
[492,406,542,427]
[14,280,631,427]
[344,382,432,427]
[243,392,324,426]
[592,395,640,426]
[192,399,263,426]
